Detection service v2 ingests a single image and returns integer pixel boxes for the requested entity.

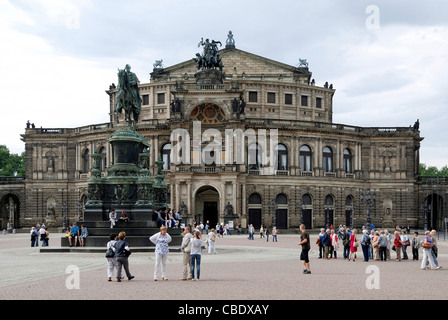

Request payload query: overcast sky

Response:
[1,0,447,168]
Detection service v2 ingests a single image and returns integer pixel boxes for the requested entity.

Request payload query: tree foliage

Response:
[419,163,448,177]
[0,145,25,176]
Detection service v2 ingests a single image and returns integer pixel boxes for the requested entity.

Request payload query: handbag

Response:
[422,242,432,249]
[354,241,359,248]
[105,248,115,258]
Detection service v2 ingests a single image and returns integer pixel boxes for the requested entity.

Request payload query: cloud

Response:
[0,0,447,168]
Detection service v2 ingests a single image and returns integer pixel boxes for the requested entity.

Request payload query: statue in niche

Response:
[175,98,181,113]
[239,98,246,114]
[47,157,54,173]
[232,98,239,113]
[179,201,188,216]
[225,202,234,216]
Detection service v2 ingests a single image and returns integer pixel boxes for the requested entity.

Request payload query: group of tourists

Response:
[108,209,130,229]
[29,223,49,247]
[314,224,442,269]
[106,224,219,282]
[191,220,232,238]
[256,225,278,242]
[152,208,182,229]
[298,223,443,275]
[65,222,89,247]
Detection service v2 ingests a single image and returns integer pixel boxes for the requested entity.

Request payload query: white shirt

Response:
[190,237,202,255]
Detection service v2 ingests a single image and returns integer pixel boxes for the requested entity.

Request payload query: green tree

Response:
[0,145,25,176]
[419,163,448,177]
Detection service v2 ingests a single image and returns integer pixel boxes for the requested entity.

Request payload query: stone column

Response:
[187,181,192,218]
[175,182,180,214]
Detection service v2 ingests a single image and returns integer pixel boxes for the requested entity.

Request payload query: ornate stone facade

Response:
[1,37,445,231]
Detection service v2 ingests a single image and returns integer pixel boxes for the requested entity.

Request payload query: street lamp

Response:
[421,201,429,231]
[360,188,375,232]
[266,199,278,228]
[62,201,67,230]
[323,200,333,228]
[76,201,82,222]
[296,201,305,225]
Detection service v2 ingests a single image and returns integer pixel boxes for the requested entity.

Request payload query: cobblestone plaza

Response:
[1,231,446,301]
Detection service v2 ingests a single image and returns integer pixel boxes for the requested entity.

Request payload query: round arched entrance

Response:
[194,185,220,227]
[0,194,21,230]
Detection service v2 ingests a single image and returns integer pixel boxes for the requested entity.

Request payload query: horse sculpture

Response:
[115,66,141,126]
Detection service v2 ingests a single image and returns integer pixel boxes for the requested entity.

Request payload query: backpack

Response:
[364,235,371,246]
[342,233,350,246]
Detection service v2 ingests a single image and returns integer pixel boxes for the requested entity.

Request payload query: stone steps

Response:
[60,220,184,248]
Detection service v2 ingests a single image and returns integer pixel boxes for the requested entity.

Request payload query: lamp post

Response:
[76,201,82,222]
[360,188,375,232]
[6,197,15,233]
[267,199,278,228]
[62,201,67,230]
[323,198,333,229]
[421,201,429,231]
[296,201,305,226]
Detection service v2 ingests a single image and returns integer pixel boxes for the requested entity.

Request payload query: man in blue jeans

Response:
[361,230,370,261]
[322,229,332,260]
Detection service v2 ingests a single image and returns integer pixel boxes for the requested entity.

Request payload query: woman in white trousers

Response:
[106,233,118,281]
[421,231,437,270]
[150,226,172,280]
[207,229,217,254]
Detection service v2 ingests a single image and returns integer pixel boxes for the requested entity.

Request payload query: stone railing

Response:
[0,176,25,184]
[244,118,417,134]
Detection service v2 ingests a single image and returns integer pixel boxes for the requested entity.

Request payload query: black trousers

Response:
[412,247,419,260]
[380,247,387,261]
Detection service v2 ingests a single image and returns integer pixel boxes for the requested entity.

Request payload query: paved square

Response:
[0,231,446,300]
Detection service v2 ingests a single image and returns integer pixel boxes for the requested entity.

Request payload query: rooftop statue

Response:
[194,37,223,71]
[226,30,235,48]
[298,58,309,68]
[115,64,142,126]
[153,59,164,69]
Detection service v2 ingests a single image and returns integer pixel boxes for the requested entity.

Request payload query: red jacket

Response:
[394,235,402,248]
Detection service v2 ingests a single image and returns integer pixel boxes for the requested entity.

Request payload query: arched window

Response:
[276,193,288,204]
[302,194,312,205]
[83,149,90,173]
[345,196,353,207]
[99,147,106,172]
[343,148,352,173]
[248,143,262,170]
[299,145,312,172]
[324,195,334,206]
[248,193,262,204]
[323,147,333,173]
[275,144,288,170]
[162,143,171,170]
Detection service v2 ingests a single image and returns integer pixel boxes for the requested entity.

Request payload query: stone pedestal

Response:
[194,69,223,85]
